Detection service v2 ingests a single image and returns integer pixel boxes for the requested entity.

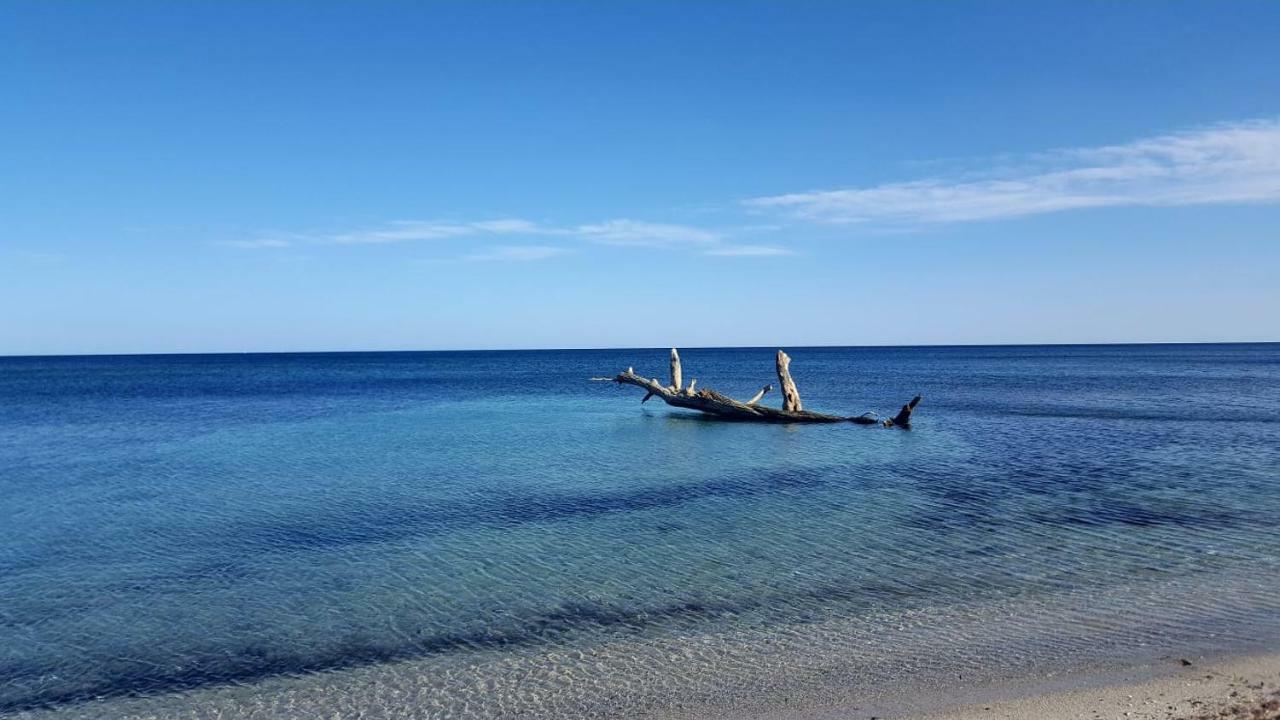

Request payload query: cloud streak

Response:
[746,119,1280,225]
[329,219,541,245]
[229,217,744,255]
[573,219,721,246]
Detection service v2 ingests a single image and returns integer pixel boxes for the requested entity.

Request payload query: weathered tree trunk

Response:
[776,350,802,412]
[595,349,920,428]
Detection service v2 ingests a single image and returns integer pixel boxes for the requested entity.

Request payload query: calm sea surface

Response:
[2,345,1278,718]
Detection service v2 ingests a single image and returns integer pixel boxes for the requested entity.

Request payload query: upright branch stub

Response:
[776,350,802,413]
[670,348,682,392]
[885,395,923,428]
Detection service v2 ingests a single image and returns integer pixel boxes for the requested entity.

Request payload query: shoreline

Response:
[8,569,1279,718]
[10,625,1276,719]
[912,652,1280,720]
[6,560,1279,718]
[10,649,1277,719]
[678,651,1280,720]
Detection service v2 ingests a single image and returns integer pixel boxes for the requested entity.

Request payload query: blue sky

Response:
[2,1,1278,354]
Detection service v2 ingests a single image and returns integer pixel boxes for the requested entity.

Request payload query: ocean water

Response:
[1,345,1278,719]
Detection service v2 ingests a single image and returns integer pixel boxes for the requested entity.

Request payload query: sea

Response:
[1,344,1278,719]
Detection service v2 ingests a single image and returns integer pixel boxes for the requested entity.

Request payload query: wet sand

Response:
[916,652,1280,720]
[717,652,1280,720]
[7,649,1278,719]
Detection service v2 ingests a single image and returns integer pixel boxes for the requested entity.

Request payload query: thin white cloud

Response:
[704,244,795,257]
[229,219,549,247]
[574,219,722,246]
[465,245,569,262]
[746,118,1280,225]
[330,221,481,244]
[229,217,735,253]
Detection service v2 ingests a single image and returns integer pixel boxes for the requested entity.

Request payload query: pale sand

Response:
[719,653,1280,720]
[10,575,1278,719]
[8,649,1278,719]
[919,655,1279,720]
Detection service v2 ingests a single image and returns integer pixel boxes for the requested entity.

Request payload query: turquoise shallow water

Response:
[1,345,1279,717]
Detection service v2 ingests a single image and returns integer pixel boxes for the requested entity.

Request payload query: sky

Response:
[2,1,1278,355]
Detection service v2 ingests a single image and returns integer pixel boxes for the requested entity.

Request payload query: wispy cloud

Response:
[746,118,1280,225]
[703,244,794,257]
[228,217,735,253]
[329,219,531,245]
[574,219,721,247]
[224,219,551,248]
[464,245,569,262]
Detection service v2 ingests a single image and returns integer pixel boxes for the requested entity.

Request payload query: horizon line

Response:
[2,339,1277,360]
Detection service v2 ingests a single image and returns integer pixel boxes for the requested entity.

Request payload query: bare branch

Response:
[746,384,773,405]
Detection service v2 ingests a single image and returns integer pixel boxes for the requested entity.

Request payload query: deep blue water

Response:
[1,345,1279,716]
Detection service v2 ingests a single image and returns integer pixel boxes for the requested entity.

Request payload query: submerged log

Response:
[595,348,920,428]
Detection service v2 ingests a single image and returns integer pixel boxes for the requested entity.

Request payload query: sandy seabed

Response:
[9,650,1278,720]
[9,571,1279,720]
[685,652,1280,720]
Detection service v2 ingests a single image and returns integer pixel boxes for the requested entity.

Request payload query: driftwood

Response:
[776,350,802,412]
[595,349,921,428]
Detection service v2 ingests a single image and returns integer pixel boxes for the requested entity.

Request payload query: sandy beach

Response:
[6,530,1278,720]
[8,650,1277,720]
[914,653,1280,720]
[689,653,1280,720]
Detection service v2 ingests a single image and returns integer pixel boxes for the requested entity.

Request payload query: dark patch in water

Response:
[0,595,742,713]
[1006,408,1280,423]
[2,561,1033,714]
[1,466,842,585]
[897,457,1263,537]
[0,466,850,712]
[237,466,833,553]
[1046,502,1244,529]
[3,536,1137,715]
